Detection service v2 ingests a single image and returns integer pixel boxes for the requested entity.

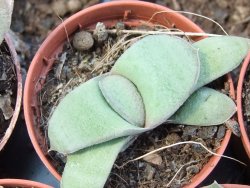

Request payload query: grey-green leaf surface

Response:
[99,74,145,127]
[201,181,223,188]
[61,137,129,188]
[111,35,200,128]
[48,76,145,154]
[170,87,236,126]
[194,36,250,90]
[0,0,14,43]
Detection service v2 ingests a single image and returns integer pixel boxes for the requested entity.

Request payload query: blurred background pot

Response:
[223,184,250,188]
[0,179,52,188]
[0,33,22,151]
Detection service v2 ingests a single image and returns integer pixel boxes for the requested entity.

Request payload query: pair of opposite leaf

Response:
[48,35,249,188]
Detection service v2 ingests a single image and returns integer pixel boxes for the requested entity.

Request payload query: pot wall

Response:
[0,179,52,188]
[237,51,250,159]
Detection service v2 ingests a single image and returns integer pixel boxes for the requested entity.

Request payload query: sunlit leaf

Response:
[48,76,145,154]
[61,137,129,188]
[111,35,200,128]
[194,36,249,90]
[170,87,236,126]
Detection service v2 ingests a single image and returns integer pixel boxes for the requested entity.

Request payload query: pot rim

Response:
[223,184,250,188]
[23,1,233,187]
[0,33,23,151]
[237,51,250,158]
[0,178,52,188]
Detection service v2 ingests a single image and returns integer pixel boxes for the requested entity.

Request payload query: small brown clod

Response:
[73,31,94,51]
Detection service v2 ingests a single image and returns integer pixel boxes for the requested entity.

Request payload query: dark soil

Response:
[11,0,99,70]
[105,124,224,188]
[242,65,250,139]
[157,0,250,37]
[0,42,17,141]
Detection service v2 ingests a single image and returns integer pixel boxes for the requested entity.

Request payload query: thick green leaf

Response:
[61,137,129,188]
[0,0,13,43]
[48,76,145,154]
[99,74,145,127]
[111,35,200,128]
[170,87,236,126]
[194,36,250,90]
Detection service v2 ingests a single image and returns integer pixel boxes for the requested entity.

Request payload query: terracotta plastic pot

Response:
[0,179,52,188]
[0,33,22,151]
[24,1,234,187]
[237,51,250,158]
[223,184,250,188]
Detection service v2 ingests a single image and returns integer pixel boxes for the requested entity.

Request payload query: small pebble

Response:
[186,165,199,174]
[93,22,108,43]
[143,153,163,166]
[67,0,82,13]
[52,0,67,17]
[169,161,177,171]
[225,119,241,137]
[192,138,207,153]
[216,125,226,139]
[73,31,94,51]
[197,126,218,139]
[144,164,156,180]
[166,133,181,143]
[182,126,198,138]
[0,94,14,120]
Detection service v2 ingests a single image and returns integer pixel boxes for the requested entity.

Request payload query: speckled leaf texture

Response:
[99,74,145,127]
[0,0,13,43]
[61,137,130,188]
[48,76,145,154]
[194,36,250,90]
[111,35,200,128]
[170,87,236,126]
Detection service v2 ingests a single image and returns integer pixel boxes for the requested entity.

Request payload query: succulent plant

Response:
[0,0,14,44]
[48,34,249,188]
